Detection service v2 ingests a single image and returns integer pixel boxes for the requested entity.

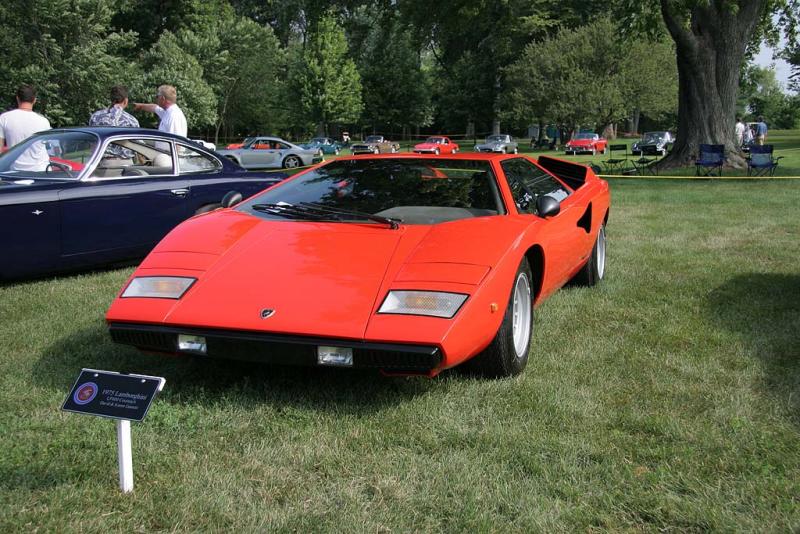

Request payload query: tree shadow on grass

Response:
[33,324,438,417]
[706,273,800,423]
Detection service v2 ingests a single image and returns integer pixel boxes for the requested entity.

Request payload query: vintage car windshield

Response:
[309,138,328,144]
[574,133,597,140]
[486,135,507,143]
[365,136,383,143]
[0,131,97,179]
[239,158,505,225]
[426,137,445,144]
[642,132,665,143]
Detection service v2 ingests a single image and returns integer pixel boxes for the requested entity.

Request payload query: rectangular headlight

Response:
[121,276,196,299]
[378,290,468,318]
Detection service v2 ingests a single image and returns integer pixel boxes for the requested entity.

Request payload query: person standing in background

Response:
[734,116,746,147]
[0,84,51,171]
[754,116,768,145]
[134,84,187,137]
[89,85,139,128]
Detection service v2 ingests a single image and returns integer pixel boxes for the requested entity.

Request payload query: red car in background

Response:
[413,136,460,155]
[564,133,608,155]
[107,153,609,378]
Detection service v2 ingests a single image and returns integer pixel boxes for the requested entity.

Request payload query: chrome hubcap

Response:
[596,226,606,279]
[511,272,532,358]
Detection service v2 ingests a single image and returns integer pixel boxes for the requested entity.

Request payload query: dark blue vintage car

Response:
[0,127,285,279]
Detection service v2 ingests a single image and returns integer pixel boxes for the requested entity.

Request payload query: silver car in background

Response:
[216,136,323,169]
[475,134,518,154]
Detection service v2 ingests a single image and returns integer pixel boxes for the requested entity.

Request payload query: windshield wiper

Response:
[298,202,400,229]
[251,203,340,221]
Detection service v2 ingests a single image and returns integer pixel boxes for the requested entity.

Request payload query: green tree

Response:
[358,13,432,136]
[136,31,218,129]
[289,12,363,136]
[0,0,137,126]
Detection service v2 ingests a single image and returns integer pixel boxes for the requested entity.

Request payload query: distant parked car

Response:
[217,136,323,169]
[350,135,400,155]
[475,134,518,154]
[413,136,460,155]
[0,127,284,279]
[192,139,216,151]
[631,131,674,156]
[301,137,343,155]
[564,133,607,155]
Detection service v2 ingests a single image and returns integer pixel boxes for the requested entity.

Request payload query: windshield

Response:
[365,136,383,143]
[487,135,508,143]
[239,158,505,225]
[575,133,596,140]
[642,132,665,143]
[0,131,97,179]
[425,137,445,144]
[309,138,327,144]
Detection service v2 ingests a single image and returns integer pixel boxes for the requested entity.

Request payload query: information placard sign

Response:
[62,368,165,422]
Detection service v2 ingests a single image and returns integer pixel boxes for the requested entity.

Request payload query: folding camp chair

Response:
[695,144,724,177]
[632,145,660,175]
[603,144,629,174]
[747,144,782,177]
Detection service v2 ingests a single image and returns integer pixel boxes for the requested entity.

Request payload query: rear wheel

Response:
[573,223,606,286]
[465,258,533,377]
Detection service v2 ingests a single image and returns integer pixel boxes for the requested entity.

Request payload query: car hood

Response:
[414,143,440,150]
[109,211,517,339]
[567,139,595,146]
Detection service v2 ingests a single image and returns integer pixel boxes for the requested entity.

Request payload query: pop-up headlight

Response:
[121,276,196,299]
[378,290,468,319]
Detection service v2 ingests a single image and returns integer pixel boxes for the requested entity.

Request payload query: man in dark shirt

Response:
[755,116,768,146]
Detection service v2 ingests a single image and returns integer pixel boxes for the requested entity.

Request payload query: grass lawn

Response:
[2,184,800,529]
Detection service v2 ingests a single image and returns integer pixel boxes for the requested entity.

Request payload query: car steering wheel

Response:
[46,161,74,177]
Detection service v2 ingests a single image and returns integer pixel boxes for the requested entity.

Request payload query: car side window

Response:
[177,144,221,174]
[276,142,290,150]
[502,158,571,215]
[90,138,174,179]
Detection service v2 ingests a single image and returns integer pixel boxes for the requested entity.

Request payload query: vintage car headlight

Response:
[121,276,196,299]
[378,290,468,318]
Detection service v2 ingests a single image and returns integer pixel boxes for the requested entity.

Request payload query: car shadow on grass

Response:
[33,324,437,416]
[706,273,800,424]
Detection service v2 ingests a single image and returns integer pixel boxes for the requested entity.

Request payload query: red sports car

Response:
[413,136,460,155]
[106,153,609,378]
[564,133,608,155]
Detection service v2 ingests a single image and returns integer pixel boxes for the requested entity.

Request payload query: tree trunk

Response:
[492,119,500,135]
[658,0,765,170]
[631,109,640,136]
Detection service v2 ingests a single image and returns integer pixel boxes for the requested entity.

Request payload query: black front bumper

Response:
[108,323,442,373]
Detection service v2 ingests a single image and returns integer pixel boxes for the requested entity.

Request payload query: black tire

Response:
[453,147,458,154]
[334,148,340,155]
[572,223,607,286]
[195,203,220,215]
[592,147,597,156]
[513,146,519,154]
[283,155,302,168]
[373,147,380,154]
[434,148,440,155]
[465,258,534,377]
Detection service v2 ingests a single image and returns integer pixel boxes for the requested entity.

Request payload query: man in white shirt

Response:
[134,84,187,137]
[734,116,746,147]
[0,85,52,171]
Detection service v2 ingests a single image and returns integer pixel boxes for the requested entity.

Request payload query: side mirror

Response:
[536,195,560,218]
[221,191,243,208]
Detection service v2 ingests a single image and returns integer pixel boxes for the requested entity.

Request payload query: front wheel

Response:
[465,258,533,377]
[513,146,518,154]
[373,147,380,154]
[573,223,606,286]
[453,147,458,154]
[434,148,440,155]
[283,155,302,168]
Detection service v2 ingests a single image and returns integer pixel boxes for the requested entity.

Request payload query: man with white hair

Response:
[134,84,187,137]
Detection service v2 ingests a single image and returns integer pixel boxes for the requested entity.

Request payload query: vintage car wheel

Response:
[373,147,380,154]
[453,148,458,154]
[283,156,302,168]
[466,258,533,377]
[592,147,597,156]
[513,147,518,154]
[391,146,398,153]
[434,148,440,155]
[334,148,340,155]
[573,223,606,286]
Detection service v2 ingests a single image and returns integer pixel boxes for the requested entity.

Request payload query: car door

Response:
[58,137,191,263]
[501,158,590,287]
[240,138,278,168]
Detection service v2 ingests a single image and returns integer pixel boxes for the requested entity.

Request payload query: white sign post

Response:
[62,369,165,494]
[117,419,134,492]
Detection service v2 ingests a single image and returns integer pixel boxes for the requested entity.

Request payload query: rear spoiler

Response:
[537,156,590,190]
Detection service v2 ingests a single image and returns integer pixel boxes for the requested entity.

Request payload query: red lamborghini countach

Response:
[106,154,609,377]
